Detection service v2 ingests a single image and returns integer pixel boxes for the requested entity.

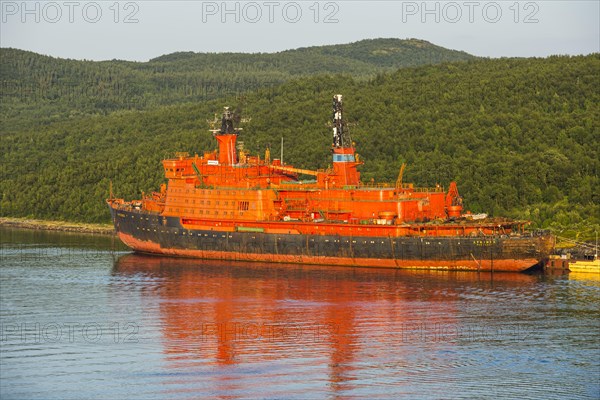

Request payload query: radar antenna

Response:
[208,106,250,135]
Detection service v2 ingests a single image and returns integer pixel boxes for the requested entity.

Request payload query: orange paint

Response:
[108,96,555,269]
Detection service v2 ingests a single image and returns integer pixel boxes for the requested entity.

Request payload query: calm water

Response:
[1,227,599,399]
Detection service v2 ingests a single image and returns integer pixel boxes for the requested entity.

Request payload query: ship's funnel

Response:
[215,134,238,165]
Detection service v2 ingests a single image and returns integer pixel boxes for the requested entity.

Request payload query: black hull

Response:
[109,207,550,272]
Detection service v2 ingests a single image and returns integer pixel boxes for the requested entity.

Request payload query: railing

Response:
[345,183,445,192]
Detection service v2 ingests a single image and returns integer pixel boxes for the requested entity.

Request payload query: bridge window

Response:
[333,154,356,162]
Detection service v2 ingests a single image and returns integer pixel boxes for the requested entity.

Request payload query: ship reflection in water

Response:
[109,253,594,399]
[2,226,598,400]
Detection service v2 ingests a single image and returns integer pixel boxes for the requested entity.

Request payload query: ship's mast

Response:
[332,94,351,148]
[209,106,244,165]
[329,94,361,187]
[219,107,237,134]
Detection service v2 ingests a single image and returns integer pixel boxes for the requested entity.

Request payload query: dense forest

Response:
[1,43,598,240]
[1,38,473,131]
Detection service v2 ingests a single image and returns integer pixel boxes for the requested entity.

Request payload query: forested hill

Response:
[150,38,472,69]
[0,38,474,131]
[1,54,598,239]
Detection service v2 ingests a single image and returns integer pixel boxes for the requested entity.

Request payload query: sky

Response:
[1,0,598,60]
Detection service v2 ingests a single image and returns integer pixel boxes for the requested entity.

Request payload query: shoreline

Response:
[0,217,115,235]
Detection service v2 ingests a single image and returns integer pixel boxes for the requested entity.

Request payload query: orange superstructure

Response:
[108,95,555,271]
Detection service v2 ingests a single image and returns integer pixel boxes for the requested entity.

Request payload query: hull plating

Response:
[111,208,546,272]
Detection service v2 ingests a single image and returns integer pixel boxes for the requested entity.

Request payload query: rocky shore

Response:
[0,217,115,235]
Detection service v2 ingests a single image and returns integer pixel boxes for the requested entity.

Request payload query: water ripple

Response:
[1,229,599,399]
